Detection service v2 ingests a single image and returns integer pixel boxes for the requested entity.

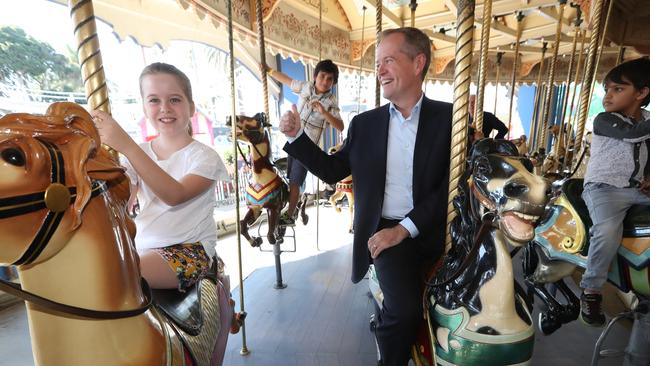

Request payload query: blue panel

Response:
[518,85,536,137]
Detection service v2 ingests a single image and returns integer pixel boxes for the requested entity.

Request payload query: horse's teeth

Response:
[513,212,539,221]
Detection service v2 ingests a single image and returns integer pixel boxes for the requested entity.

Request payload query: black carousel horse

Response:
[425,139,551,365]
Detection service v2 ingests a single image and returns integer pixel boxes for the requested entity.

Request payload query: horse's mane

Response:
[0,102,130,229]
[429,139,521,315]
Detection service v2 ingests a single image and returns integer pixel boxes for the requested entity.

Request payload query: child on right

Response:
[581,57,650,326]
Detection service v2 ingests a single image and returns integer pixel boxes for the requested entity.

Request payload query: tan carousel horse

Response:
[327,143,354,233]
[0,102,232,366]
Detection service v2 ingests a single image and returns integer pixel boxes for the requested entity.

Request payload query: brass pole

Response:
[445,0,475,252]
[357,6,367,115]
[554,25,580,162]
[587,0,616,112]
[316,0,323,251]
[474,0,493,134]
[409,0,418,27]
[575,0,606,155]
[493,51,503,115]
[540,0,567,151]
[227,0,249,356]
[319,0,323,60]
[616,21,627,65]
[255,0,270,122]
[507,13,525,137]
[563,30,587,167]
[529,42,548,153]
[375,0,382,107]
[68,1,117,159]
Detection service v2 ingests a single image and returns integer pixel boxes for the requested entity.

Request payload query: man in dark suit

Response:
[468,94,509,139]
[280,27,452,365]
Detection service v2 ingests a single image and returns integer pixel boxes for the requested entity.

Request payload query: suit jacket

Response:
[284,96,453,283]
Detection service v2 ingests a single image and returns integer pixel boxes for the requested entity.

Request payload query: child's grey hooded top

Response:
[585,110,650,188]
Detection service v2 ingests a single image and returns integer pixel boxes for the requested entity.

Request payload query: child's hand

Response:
[311,100,325,114]
[90,110,134,153]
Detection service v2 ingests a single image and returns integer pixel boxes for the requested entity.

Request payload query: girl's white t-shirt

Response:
[122,140,229,257]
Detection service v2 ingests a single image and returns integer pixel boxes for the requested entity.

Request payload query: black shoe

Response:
[580,292,605,327]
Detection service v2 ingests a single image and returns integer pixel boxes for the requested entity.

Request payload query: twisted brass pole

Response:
[474,0,494,134]
[409,0,418,27]
[507,13,525,137]
[69,0,110,114]
[587,0,616,116]
[493,51,503,115]
[529,42,548,153]
[445,0,475,252]
[227,0,249,356]
[564,30,586,167]
[575,0,606,155]
[540,0,567,151]
[256,0,270,122]
[565,31,586,138]
[375,0,382,108]
[554,26,580,162]
[68,0,117,160]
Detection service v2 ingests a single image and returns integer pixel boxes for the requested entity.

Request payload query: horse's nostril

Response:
[504,182,528,197]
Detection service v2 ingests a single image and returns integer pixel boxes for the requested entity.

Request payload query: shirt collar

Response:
[310,83,331,99]
[389,93,424,121]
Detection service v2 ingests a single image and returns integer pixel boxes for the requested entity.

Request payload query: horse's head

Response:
[226,113,270,145]
[0,102,129,265]
[468,139,550,245]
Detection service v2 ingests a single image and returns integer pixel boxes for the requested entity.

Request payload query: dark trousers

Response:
[373,219,427,366]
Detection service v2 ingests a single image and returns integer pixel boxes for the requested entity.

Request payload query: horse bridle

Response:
[0,138,152,319]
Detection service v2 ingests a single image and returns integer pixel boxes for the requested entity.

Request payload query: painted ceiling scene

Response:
[51,0,649,82]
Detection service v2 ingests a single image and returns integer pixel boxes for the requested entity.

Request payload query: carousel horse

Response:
[425,139,550,365]
[523,175,650,335]
[327,143,354,233]
[0,102,233,366]
[227,113,307,247]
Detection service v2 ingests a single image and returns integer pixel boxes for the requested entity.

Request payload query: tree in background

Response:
[0,26,83,92]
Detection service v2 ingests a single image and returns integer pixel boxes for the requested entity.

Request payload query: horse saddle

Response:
[152,282,206,336]
[562,179,650,255]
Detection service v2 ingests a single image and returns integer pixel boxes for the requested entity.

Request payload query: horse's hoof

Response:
[538,312,561,335]
[301,214,309,225]
[335,207,342,213]
[251,237,263,247]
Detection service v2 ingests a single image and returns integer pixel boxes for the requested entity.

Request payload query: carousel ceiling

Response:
[51,0,647,83]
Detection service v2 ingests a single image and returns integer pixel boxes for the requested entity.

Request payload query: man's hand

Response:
[368,224,410,259]
[279,104,301,138]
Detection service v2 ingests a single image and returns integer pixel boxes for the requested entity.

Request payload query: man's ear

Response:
[414,53,426,76]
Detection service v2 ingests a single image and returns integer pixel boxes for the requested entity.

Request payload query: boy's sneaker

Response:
[580,292,605,327]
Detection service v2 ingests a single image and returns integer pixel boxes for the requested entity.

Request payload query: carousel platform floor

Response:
[0,205,634,366]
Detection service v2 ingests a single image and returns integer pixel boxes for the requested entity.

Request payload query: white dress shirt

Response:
[382,94,423,238]
[287,94,423,238]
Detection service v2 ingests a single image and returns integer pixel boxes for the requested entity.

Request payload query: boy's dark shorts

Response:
[288,156,308,186]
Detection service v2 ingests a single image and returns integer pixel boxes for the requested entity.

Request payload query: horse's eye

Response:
[1,148,26,167]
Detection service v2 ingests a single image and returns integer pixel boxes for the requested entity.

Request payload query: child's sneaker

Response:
[580,292,606,327]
